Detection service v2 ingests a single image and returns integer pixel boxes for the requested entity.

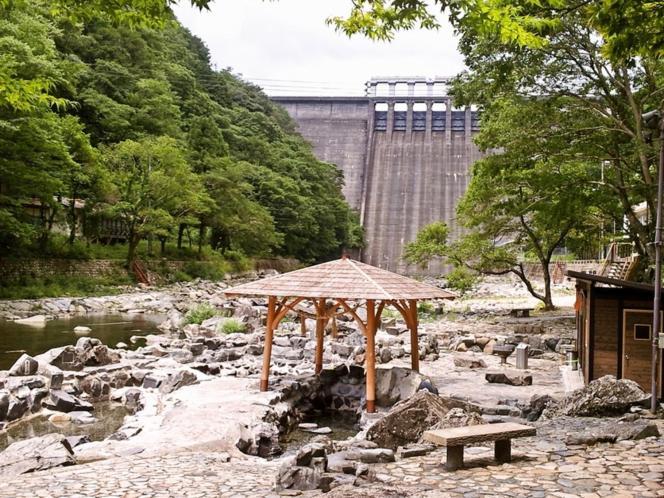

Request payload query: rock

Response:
[8,354,38,376]
[417,380,438,395]
[525,394,555,421]
[48,413,71,424]
[84,345,120,366]
[115,342,128,349]
[375,367,430,407]
[78,376,111,400]
[35,346,84,371]
[366,391,479,449]
[453,355,487,369]
[65,435,90,448]
[483,339,496,354]
[43,390,93,413]
[0,434,75,477]
[319,474,356,492]
[68,411,96,425]
[345,448,395,464]
[303,427,332,435]
[485,371,533,386]
[158,370,198,394]
[298,422,318,430]
[0,391,9,420]
[395,444,435,459]
[276,465,321,491]
[565,420,660,445]
[475,337,491,349]
[295,443,326,467]
[14,315,47,326]
[31,388,48,413]
[431,407,485,430]
[6,398,29,421]
[379,348,392,364]
[543,375,651,417]
[73,326,92,335]
[75,337,100,350]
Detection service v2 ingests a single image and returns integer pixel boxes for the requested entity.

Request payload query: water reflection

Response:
[0,313,164,369]
[0,402,130,451]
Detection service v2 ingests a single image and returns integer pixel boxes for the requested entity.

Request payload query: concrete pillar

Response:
[406,101,414,134]
[388,82,396,97]
[387,101,395,139]
[426,82,434,98]
[426,100,433,139]
[407,81,415,97]
[445,98,452,143]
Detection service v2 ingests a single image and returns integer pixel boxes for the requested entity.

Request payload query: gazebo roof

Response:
[225,257,456,300]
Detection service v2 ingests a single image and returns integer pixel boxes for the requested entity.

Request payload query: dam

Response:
[272,77,484,274]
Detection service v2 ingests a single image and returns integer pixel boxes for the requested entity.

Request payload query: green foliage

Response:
[184,303,216,325]
[1,1,362,267]
[181,260,228,281]
[417,301,434,315]
[445,266,479,293]
[403,222,449,267]
[0,274,132,299]
[220,319,246,334]
[329,1,663,60]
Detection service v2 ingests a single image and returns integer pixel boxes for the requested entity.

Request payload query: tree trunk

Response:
[540,260,555,311]
[177,224,185,249]
[160,237,166,255]
[198,224,205,254]
[68,191,77,245]
[127,226,140,267]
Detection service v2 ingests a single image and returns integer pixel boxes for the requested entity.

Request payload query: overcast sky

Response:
[172,0,465,96]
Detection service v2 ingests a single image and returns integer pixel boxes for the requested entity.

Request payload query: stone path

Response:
[1,433,661,498]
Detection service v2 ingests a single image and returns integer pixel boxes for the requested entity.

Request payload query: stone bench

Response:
[509,307,533,318]
[423,422,536,470]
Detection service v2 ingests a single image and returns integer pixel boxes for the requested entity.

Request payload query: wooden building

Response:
[567,270,663,398]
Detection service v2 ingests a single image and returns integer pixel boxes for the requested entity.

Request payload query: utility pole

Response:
[645,110,664,413]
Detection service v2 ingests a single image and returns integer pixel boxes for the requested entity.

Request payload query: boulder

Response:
[366,391,479,449]
[8,354,38,377]
[84,345,120,366]
[565,420,660,445]
[483,339,496,354]
[0,434,75,477]
[0,391,10,420]
[43,390,93,413]
[78,376,111,400]
[485,371,533,386]
[345,448,395,464]
[375,367,430,407]
[158,370,198,394]
[453,355,487,369]
[14,315,47,326]
[543,375,650,417]
[34,346,84,371]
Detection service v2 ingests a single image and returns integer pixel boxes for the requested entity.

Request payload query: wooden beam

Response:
[366,299,377,413]
[336,298,367,334]
[299,312,307,336]
[409,299,420,373]
[273,297,304,326]
[260,296,277,391]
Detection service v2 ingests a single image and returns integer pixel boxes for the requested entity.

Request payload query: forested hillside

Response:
[0,1,362,267]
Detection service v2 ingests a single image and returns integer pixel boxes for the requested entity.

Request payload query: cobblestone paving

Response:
[0,437,662,497]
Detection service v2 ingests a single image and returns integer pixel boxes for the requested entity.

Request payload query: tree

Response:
[102,137,210,265]
[403,221,448,268]
[329,0,664,60]
[450,96,608,309]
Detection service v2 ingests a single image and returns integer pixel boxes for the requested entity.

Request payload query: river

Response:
[0,313,165,370]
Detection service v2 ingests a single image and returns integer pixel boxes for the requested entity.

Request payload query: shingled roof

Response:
[225,257,456,300]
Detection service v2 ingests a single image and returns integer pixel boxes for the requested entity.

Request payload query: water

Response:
[280,412,360,456]
[0,313,165,370]
[0,401,129,451]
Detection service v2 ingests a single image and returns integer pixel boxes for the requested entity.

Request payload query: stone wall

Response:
[0,259,128,282]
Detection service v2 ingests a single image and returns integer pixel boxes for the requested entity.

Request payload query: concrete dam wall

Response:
[273,79,484,274]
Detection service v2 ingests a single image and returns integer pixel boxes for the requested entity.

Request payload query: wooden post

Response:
[495,439,511,463]
[366,299,377,413]
[260,296,277,391]
[300,313,307,336]
[315,300,325,375]
[409,299,420,373]
[331,316,338,339]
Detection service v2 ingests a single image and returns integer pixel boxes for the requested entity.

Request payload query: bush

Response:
[220,319,246,334]
[417,301,435,315]
[185,303,217,325]
[0,274,133,299]
[446,266,479,294]
[182,260,229,281]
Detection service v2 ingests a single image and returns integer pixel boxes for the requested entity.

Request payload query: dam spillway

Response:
[272,77,484,274]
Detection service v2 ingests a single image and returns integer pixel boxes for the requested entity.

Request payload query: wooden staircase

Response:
[599,243,639,281]
[131,259,150,285]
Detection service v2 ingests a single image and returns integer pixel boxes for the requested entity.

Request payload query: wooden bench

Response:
[423,422,536,470]
[509,307,533,318]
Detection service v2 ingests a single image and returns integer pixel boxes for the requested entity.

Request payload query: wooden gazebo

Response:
[225,257,455,412]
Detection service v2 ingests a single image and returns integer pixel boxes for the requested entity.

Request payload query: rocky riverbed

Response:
[0,275,661,496]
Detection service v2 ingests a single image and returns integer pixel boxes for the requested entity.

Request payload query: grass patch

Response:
[0,274,133,300]
[220,319,246,334]
[185,304,217,325]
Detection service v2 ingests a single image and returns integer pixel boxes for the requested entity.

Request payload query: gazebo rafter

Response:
[225,257,455,412]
